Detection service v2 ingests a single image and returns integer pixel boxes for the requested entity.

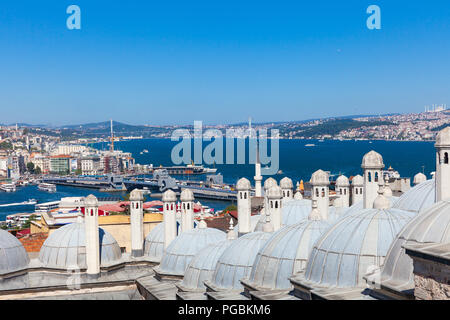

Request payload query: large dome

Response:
[179,240,233,291]
[39,221,121,269]
[245,219,330,290]
[205,232,272,291]
[379,199,450,294]
[0,230,29,274]
[158,227,226,277]
[302,205,414,288]
[392,179,435,214]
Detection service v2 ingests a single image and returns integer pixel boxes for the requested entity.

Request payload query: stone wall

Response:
[412,258,450,300]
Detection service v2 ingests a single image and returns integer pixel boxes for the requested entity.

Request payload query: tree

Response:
[224,204,237,212]
[35,166,42,174]
[26,162,35,173]
[22,215,37,229]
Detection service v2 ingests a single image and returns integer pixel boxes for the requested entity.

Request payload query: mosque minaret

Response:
[362,150,385,208]
[435,126,450,201]
[84,194,100,277]
[130,189,144,257]
[162,189,177,248]
[254,147,263,197]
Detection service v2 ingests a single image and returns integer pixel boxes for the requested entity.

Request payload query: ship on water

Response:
[37,183,57,193]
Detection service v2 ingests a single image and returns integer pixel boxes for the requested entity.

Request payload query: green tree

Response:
[26,162,35,173]
[35,166,42,174]
[22,215,37,229]
[224,204,237,212]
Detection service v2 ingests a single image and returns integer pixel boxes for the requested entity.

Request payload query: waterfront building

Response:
[49,155,71,175]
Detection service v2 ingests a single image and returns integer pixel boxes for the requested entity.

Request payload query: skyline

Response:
[1,1,450,125]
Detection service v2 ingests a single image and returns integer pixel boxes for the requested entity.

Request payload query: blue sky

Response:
[1,1,450,125]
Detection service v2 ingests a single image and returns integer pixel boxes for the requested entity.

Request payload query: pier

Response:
[42,175,238,202]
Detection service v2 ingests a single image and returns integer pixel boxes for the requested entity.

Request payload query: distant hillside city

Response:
[0,108,448,180]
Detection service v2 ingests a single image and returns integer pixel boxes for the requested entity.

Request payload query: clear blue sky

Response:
[1,1,450,126]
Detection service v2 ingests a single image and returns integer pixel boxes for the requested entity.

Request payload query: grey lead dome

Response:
[303,206,414,288]
[39,221,122,269]
[246,219,330,290]
[0,229,29,274]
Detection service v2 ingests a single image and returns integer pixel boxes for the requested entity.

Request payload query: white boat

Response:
[305,144,316,147]
[0,184,16,192]
[38,183,57,192]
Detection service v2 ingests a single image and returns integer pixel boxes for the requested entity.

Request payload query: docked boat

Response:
[0,183,16,192]
[38,183,57,192]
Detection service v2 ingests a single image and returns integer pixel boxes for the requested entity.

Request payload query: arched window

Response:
[360,188,363,193]
[375,172,379,182]
[271,201,273,209]
[445,152,449,164]
[344,189,347,195]
[368,172,372,182]
[240,192,242,200]
[244,192,247,199]
[275,201,278,209]
[315,188,319,197]
[321,188,325,197]
[356,188,359,195]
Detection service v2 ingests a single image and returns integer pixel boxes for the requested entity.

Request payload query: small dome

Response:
[144,220,197,262]
[39,221,121,269]
[236,178,251,191]
[254,199,312,231]
[180,188,194,202]
[351,175,364,186]
[206,232,272,291]
[392,179,435,214]
[380,199,450,293]
[84,194,98,207]
[0,230,29,274]
[336,175,350,187]
[130,189,144,201]
[413,172,427,185]
[162,189,176,202]
[435,126,450,147]
[263,177,277,190]
[310,170,329,186]
[294,192,303,200]
[246,219,330,290]
[158,228,226,276]
[267,185,282,199]
[233,214,261,236]
[361,150,384,169]
[280,177,294,189]
[303,206,414,288]
[180,240,233,291]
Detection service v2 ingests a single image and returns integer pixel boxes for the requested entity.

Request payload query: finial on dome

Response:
[373,194,390,210]
[308,200,321,221]
[294,191,303,200]
[227,218,236,240]
[198,210,207,229]
[263,211,274,233]
[383,178,393,197]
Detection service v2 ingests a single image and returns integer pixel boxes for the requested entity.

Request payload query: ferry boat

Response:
[0,183,16,192]
[38,183,57,192]
[152,164,217,175]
